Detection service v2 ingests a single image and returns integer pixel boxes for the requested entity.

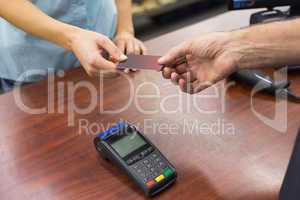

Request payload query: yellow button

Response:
[154,175,165,183]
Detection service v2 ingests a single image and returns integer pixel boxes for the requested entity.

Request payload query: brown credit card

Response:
[117,54,163,71]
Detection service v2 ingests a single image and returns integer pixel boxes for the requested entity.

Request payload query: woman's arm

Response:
[0,0,78,50]
[114,0,146,55]
[0,0,126,76]
[115,0,134,36]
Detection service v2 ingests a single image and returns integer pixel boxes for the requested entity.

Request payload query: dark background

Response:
[132,0,226,40]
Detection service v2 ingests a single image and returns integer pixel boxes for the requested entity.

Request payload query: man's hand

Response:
[158,32,242,94]
[70,29,127,76]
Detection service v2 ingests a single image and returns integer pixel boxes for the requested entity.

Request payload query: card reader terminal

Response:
[94,121,177,197]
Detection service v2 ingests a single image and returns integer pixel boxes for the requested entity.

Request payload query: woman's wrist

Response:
[116,28,134,36]
[59,23,82,51]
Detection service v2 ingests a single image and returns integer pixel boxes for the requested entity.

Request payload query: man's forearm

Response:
[229,19,300,69]
[115,0,134,35]
[0,0,79,50]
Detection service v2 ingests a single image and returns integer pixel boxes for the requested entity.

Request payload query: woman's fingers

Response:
[89,52,117,70]
[119,38,147,73]
[139,41,147,55]
[125,39,134,55]
[123,38,146,55]
[116,39,126,54]
[85,64,104,77]
[124,68,130,73]
[96,35,127,61]
[133,40,140,55]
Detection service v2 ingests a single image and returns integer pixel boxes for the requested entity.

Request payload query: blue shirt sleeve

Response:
[0,0,117,82]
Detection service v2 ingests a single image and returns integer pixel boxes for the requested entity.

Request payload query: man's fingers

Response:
[180,71,197,82]
[170,72,181,85]
[162,62,189,79]
[162,67,176,79]
[179,79,187,93]
[179,79,198,94]
[97,35,127,61]
[191,81,212,94]
[158,41,191,66]
[179,79,212,94]
[175,63,188,74]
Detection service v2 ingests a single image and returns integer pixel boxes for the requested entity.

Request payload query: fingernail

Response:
[120,54,128,61]
[158,57,164,64]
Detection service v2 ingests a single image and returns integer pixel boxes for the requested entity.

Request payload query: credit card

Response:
[117,54,162,71]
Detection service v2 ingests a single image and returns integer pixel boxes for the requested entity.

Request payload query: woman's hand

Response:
[70,28,127,76]
[114,31,147,55]
[114,31,147,73]
[159,32,243,94]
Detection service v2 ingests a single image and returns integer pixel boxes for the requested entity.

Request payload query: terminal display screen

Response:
[111,132,146,158]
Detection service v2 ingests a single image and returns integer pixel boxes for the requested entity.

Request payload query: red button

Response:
[146,180,155,188]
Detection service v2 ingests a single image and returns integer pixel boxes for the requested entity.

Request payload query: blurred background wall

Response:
[132,0,226,40]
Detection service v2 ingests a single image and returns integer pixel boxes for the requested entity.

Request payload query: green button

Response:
[163,167,173,177]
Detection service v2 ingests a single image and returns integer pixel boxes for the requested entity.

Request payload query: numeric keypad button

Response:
[151,153,158,158]
[143,159,149,164]
[159,162,166,168]
[146,163,152,168]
